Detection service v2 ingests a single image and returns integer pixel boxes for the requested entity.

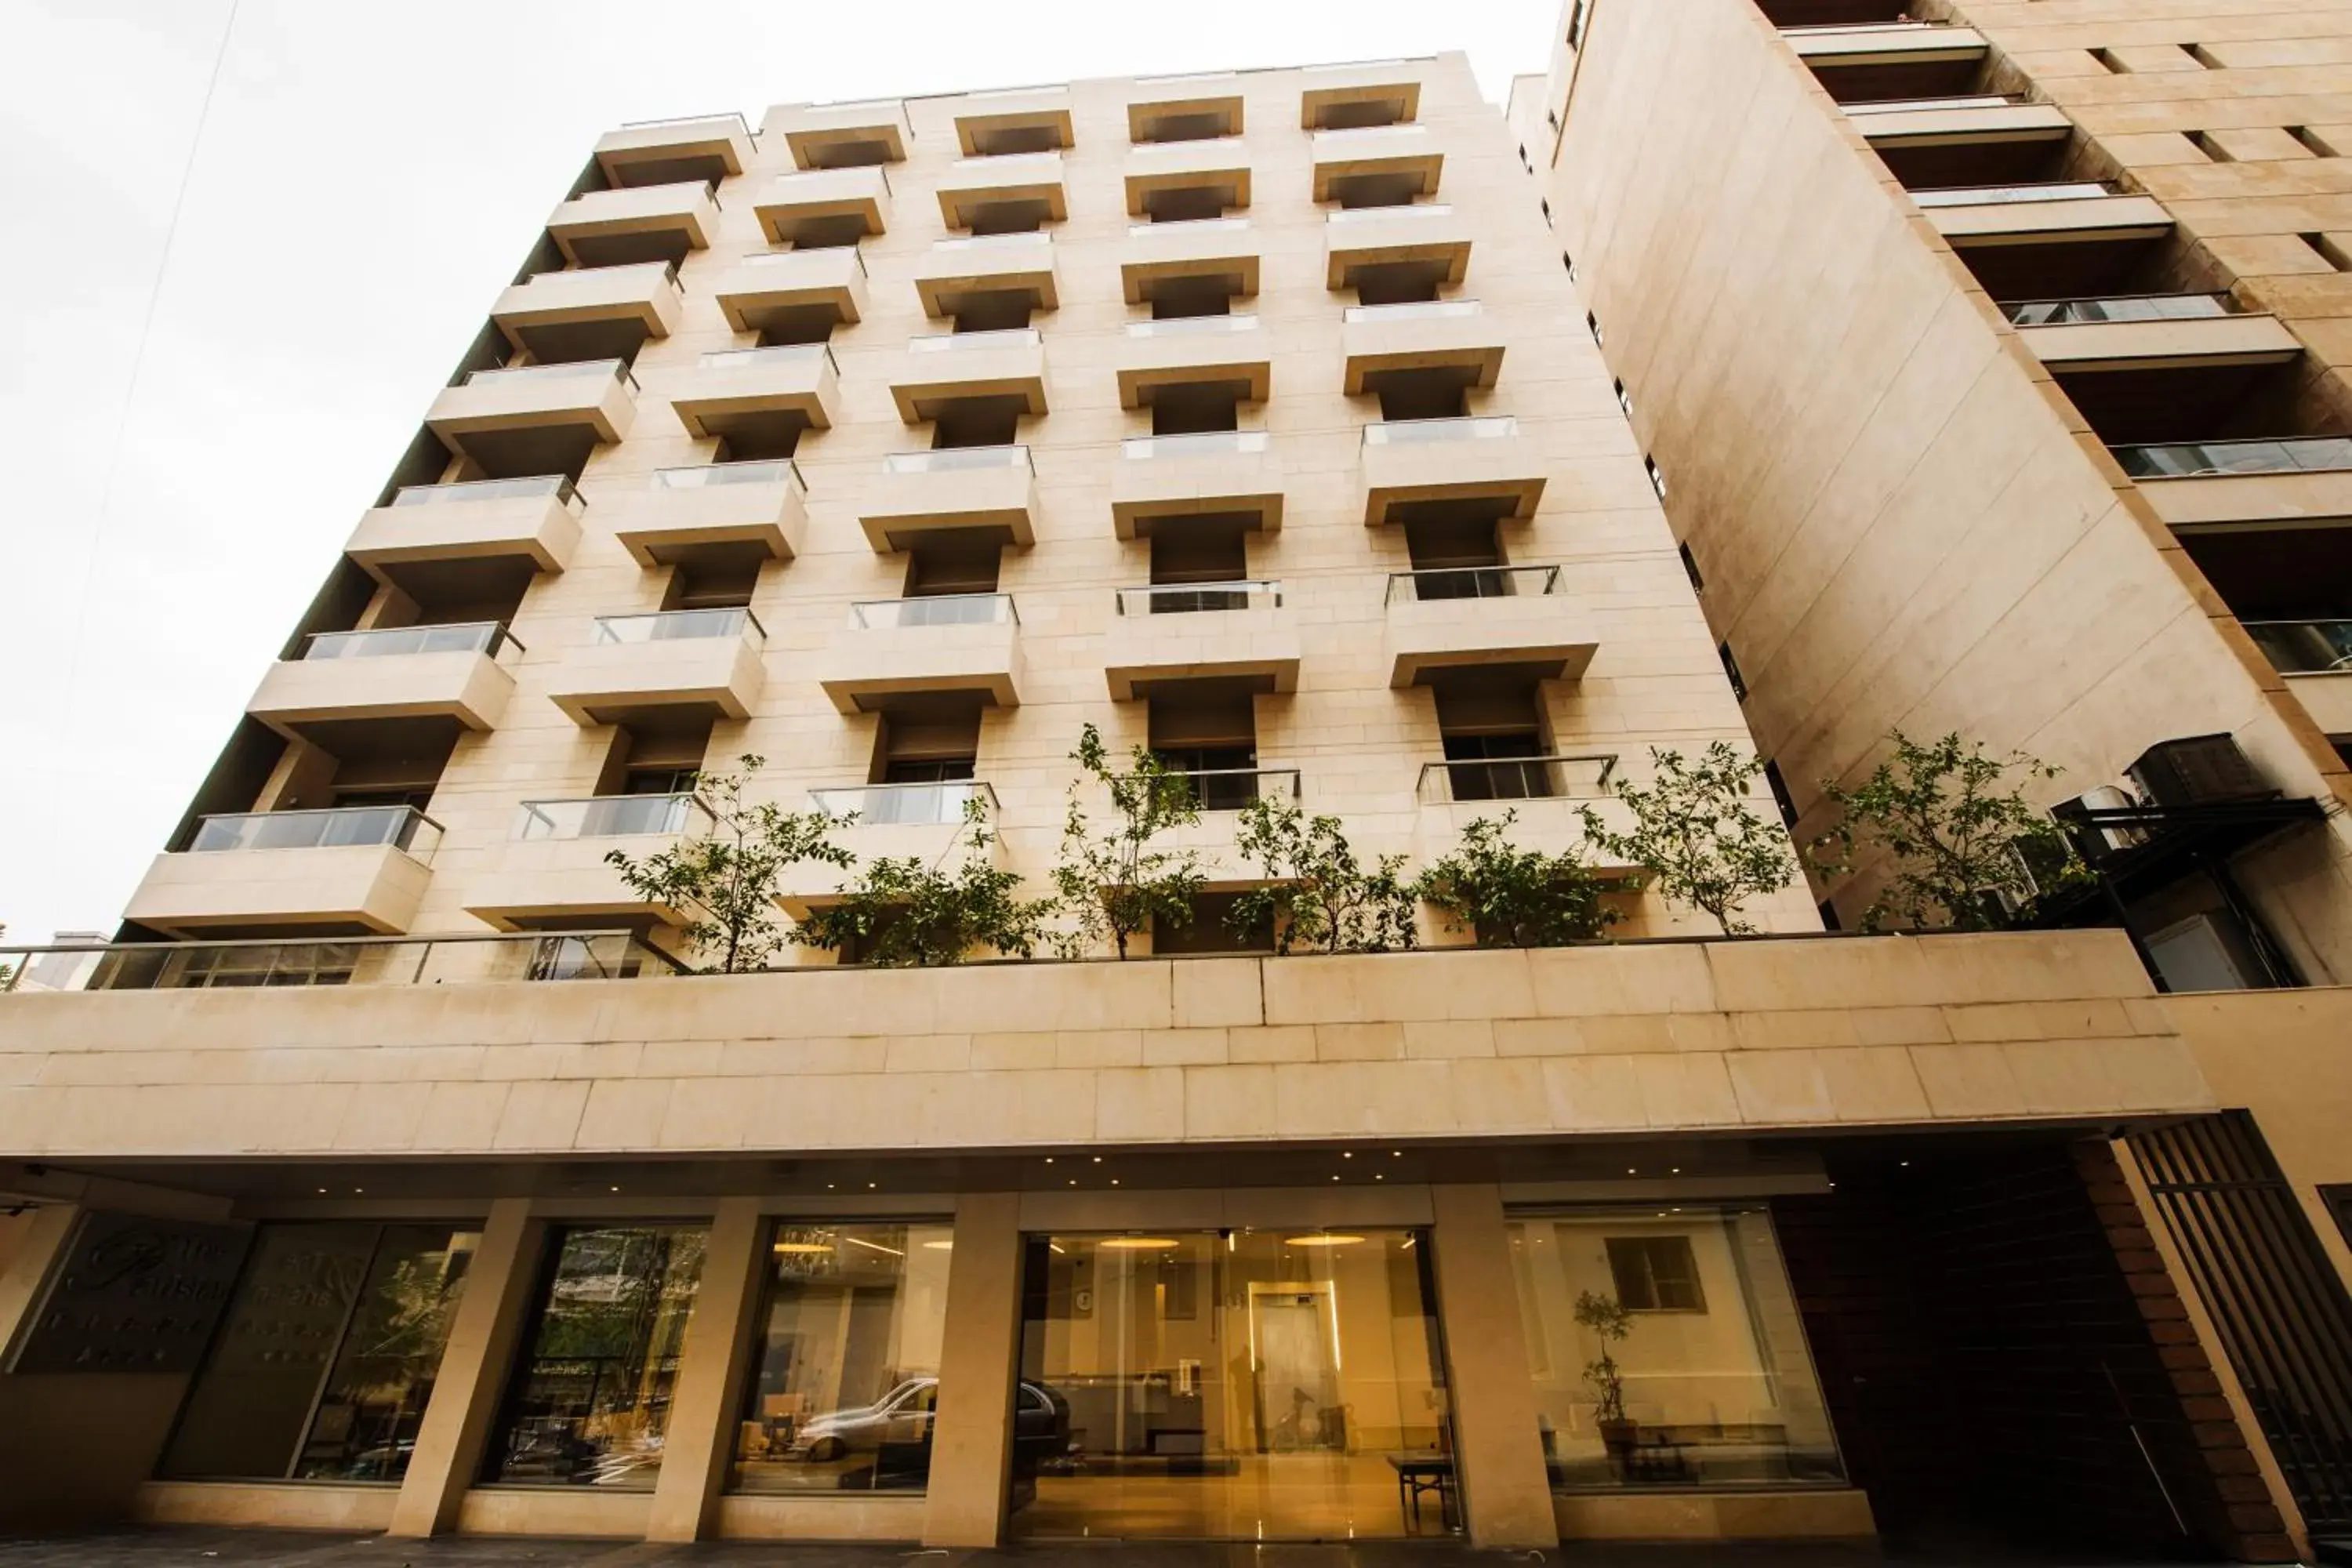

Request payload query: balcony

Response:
[1781,22,1990,100]
[888,328,1049,423]
[546,608,768,725]
[246,622,522,739]
[2244,621,2352,739]
[466,793,716,930]
[771,98,910,169]
[1102,581,1299,700]
[937,151,1068,230]
[713,247,869,335]
[343,475,583,593]
[1299,61,1423,130]
[1324,204,1472,292]
[491,260,682,365]
[605,460,808,568]
[780,782,1004,915]
[913,231,1059,319]
[1842,95,2072,187]
[1341,300,1504,394]
[1918,182,2172,297]
[0,930,670,993]
[2118,437,2352,532]
[1121,216,1261,305]
[816,595,1025,713]
[953,89,1074,156]
[1113,316,1270,408]
[1124,140,1251,218]
[753,167,892,246]
[666,343,840,454]
[2007,293,2300,373]
[1128,82,1243,143]
[1410,754,1639,873]
[425,359,636,479]
[1311,124,1443,204]
[546,180,718,269]
[593,113,754,189]
[1359,416,1547,525]
[1111,430,1284,538]
[858,446,1039,550]
[124,807,441,937]
[1382,568,1595,688]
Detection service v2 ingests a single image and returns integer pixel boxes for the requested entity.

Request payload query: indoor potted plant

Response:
[1574,1290,1639,1479]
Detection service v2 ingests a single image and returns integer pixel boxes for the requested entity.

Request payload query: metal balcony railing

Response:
[590,606,766,644]
[1136,767,1301,813]
[810,780,1000,826]
[390,474,578,508]
[463,358,637,390]
[909,327,1044,353]
[2113,436,2352,480]
[1344,299,1483,323]
[2005,292,2238,326]
[301,622,522,662]
[652,458,804,492]
[1415,753,1618,805]
[1911,180,2114,207]
[1386,564,1560,604]
[1363,414,1517,446]
[850,593,1018,630]
[881,444,1034,476]
[1120,429,1269,459]
[514,793,714,841]
[0,929,680,993]
[1116,580,1283,615]
[187,804,443,858]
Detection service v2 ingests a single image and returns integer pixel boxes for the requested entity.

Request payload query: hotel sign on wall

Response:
[6,1211,251,1375]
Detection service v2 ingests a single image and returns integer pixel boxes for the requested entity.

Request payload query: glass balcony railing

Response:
[1312,123,1432,151]
[390,474,577,507]
[1125,314,1260,337]
[187,804,443,858]
[739,246,869,278]
[1116,580,1282,615]
[591,606,766,644]
[2005,292,2238,326]
[1363,414,1518,446]
[1415,753,1618,806]
[770,164,894,196]
[850,593,1018,630]
[1386,564,1561,604]
[517,257,681,290]
[515,793,714,842]
[2113,437,2352,480]
[618,111,750,137]
[695,343,837,374]
[652,458,803,491]
[909,327,1044,353]
[1121,429,1269,459]
[463,358,636,390]
[1327,202,1454,224]
[302,622,522,662]
[1778,20,1940,34]
[1842,93,2019,115]
[930,230,1054,252]
[1127,215,1251,237]
[948,151,1065,175]
[1,930,680,993]
[882,444,1034,475]
[1344,299,1483,323]
[1139,767,1301,813]
[2243,619,2352,674]
[811,779,999,826]
[1911,180,2113,207]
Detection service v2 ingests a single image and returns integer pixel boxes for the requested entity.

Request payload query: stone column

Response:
[389,1198,541,1537]
[1428,1182,1560,1550]
[647,1197,767,1542]
[920,1190,1024,1548]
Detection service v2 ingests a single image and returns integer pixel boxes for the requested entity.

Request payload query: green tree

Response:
[793,799,1053,966]
[1414,811,1620,948]
[1573,1290,1635,1425]
[1581,742,1795,935]
[1226,796,1418,955]
[1810,729,2089,932]
[602,755,850,974]
[1051,724,1207,959]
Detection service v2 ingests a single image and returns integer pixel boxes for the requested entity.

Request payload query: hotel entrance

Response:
[1010,1227,1455,1541]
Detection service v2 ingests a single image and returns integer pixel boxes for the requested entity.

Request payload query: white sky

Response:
[0,0,1555,946]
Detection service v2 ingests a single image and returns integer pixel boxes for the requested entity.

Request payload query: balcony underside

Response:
[547,639,767,727]
[1102,609,1301,701]
[424,376,633,481]
[859,464,1040,551]
[123,843,430,938]
[246,653,514,739]
[817,626,1025,714]
[607,482,808,568]
[343,492,581,594]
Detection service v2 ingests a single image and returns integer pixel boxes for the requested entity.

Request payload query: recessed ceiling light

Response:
[1100,1236,1181,1250]
[1286,1234,1366,1247]
[773,1242,833,1254]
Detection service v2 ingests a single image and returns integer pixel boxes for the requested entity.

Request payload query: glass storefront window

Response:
[728,1221,954,1494]
[1015,1229,1451,1540]
[1508,1206,1845,1492]
[482,1225,707,1491]
[159,1223,479,1483]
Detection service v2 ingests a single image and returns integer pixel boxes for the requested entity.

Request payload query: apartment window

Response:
[483,1225,709,1490]
[1678,542,1703,593]
[728,1221,954,1495]
[1509,1207,1845,1492]
[1149,691,1259,811]
[1406,515,1507,600]
[1615,378,1633,418]
[1563,252,1578,284]
[1818,898,1844,932]
[1587,310,1603,347]
[1719,641,1747,702]
[1762,758,1798,829]
[1567,0,1590,50]
[1371,365,1475,423]
[665,556,759,612]
[1437,688,1552,802]
[1150,523,1251,607]
[1151,379,1247,437]
[1646,456,1667,501]
[906,539,1003,598]
[1541,198,1553,227]
[874,709,982,788]
[952,289,1036,335]
[931,396,1026,449]
[598,717,713,799]
[159,1224,480,1483]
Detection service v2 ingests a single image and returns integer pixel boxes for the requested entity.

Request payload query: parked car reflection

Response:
[746,1377,1068,1491]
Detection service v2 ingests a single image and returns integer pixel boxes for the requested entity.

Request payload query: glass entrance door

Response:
[1011,1228,1453,1540]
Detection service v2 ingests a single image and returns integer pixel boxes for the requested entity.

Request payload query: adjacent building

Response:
[2,24,2350,1561]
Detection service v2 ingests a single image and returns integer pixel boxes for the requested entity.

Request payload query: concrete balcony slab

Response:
[1109,431,1284,538]
[1926,191,2172,248]
[1300,63,1423,129]
[246,637,517,739]
[1342,302,1504,394]
[858,448,1039,550]
[953,91,1074,156]
[1311,124,1443,202]
[125,841,432,937]
[606,462,808,567]
[1121,218,1261,303]
[1127,88,1243,143]
[753,167,892,245]
[425,361,636,479]
[887,330,1049,422]
[1102,602,1299,700]
[713,247,868,336]
[1124,140,1252,216]
[547,613,768,725]
[1324,205,1472,292]
[817,607,1025,713]
[491,261,682,364]
[768,99,911,169]
[2285,670,2352,739]
[593,114,753,188]
[666,343,840,451]
[1784,21,1987,68]
[936,152,1068,229]
[1385,590,1598,688]
[1113,318,1271,408]
[2016,310,2301,374]
[913,234,1059,318]
[546,180,717,268]
[1359,417,1547,525]
[344,479,583,591]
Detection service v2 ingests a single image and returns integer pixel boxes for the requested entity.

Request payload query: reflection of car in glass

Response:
[789,1377,1069,1469]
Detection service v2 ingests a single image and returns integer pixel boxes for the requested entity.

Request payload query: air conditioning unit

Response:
[2057,785,2149,853]
[2128,734,2274,808]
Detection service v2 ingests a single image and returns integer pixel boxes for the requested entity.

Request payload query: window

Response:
[1677,541,1702,593]
[1719,641,1747,702]
[1615,378,1633,418]
[1586,310,1603,347]
[159,1224,479,1483]
[1563,252,1578,284]
[1606,1236,1705,1312]
[1645,456,1667,501]
[483,1225,708,1490]
[1567,0,1590,49]
[729,1222,953,1494]
[1508,1207,1845,1493]
[1541,198,1553,227]
[1762,758,1798,829]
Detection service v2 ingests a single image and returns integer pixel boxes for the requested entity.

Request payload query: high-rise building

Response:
[2,29,2350,1561]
